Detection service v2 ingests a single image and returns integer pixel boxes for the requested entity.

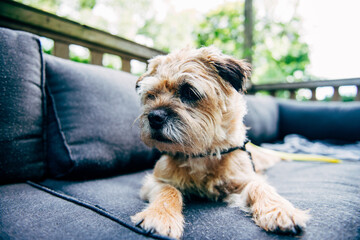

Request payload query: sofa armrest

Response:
[0,27,46,184]
[277,99,360,142]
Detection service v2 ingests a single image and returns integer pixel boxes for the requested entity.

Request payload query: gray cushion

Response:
[0,27,45,184]
[244,95,279,144]
[45,54,159,179]
[0,183,151,240]
[278,100,360,141]
[1,160,359,239]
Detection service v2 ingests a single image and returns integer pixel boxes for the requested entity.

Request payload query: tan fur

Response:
[131,47,310,239]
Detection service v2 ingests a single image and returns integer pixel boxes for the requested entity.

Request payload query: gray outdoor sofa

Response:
[1,27,360,240]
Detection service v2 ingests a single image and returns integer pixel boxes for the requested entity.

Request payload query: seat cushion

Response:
[2,159,358,239]
[45,54,159,179]
[0,27,46,184]
[0,182,153,240]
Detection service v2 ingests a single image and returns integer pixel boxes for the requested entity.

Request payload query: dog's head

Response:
[136,47,251,155]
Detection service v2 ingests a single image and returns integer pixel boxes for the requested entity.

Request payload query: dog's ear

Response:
[200,47,251,92]
[213,58,251,92]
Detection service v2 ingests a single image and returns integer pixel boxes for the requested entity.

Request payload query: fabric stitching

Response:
[36,36,47,179]
[26,181,174,240]
[45,75,77,177]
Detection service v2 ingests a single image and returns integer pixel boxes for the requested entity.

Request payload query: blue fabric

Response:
[0,182,153,240]
[45,54,160,179]
[0,27,45,184]
[1,159,359,239]
[26,181,173,240]
[278,99,360,142]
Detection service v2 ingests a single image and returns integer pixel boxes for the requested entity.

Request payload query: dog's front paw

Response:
[131,207,184,239]
[253,203,310,235]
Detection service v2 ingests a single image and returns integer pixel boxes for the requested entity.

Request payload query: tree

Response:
[194,1,310,84]
[195,2,246,60]
[137,8,198,52]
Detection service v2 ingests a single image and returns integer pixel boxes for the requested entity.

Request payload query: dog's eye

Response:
[147,93,156,100]
[179,83,202,104]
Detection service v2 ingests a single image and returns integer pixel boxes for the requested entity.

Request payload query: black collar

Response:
[191,146,242,158]
[161,139,256,172]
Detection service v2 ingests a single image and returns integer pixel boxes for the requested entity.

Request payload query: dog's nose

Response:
[148,109,168,129]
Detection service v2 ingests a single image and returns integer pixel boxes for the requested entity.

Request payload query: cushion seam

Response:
[35,36,47,179]
[26,181,173,240]
[46,82,77,176]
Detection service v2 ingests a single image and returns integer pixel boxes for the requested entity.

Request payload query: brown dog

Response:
[131,47,309,239]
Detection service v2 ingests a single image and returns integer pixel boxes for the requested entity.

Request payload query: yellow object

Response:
[247,142,342,164]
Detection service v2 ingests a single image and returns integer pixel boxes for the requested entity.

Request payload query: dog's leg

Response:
[225,176,310,234]
[131,174,184,239]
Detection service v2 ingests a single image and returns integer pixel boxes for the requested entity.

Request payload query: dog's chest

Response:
[166,161,232,200]
[154,154,244,200]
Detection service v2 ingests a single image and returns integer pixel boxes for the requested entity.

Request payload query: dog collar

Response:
[162,140,256,171]
[194,140,256,172]
[191,146,242,158]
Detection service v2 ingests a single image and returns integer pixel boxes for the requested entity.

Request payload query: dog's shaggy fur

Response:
[131,47,310,239]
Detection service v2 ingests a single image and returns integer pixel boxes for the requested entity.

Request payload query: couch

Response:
[1,27,360,240]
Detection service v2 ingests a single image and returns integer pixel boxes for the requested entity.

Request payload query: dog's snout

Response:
[148,109,168,129]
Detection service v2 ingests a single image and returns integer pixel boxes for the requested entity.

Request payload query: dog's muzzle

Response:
[147,108,175,143]
[148,109,168,129]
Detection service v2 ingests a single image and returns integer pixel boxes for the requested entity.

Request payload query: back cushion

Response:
[244,95,279,144]
[45,55,159,179]
[278,99,360,141]
[0,28,46,184]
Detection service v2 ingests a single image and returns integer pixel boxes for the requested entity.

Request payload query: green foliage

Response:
[341,96,356,102]
[17,0,311,85]
[69,55,90,64]
[42,47,53,55]
[194,2,310,84]
[194,2,245,59]
[275,90,290,99]
[14,0,59,14]
[79,0,96,9]
[137,8,198,52]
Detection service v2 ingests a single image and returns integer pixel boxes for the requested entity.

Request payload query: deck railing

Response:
[0,0,164,73]
[1,0,359,101]
[247,78,360,101]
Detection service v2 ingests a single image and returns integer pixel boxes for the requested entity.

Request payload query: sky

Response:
[165,0,360,80]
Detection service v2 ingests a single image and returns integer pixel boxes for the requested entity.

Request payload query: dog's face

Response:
[136,47,251,155]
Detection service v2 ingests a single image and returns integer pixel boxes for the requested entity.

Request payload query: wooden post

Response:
[122,57,131,73]
[244,0,253,64]
[53,41,69,59]
[290,90,296,99]
[355,86,360,101]
[332,86,341,101]
[90,50,103,66]
[311,88,316,101]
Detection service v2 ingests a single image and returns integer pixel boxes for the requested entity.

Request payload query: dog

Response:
[131,47,310,239]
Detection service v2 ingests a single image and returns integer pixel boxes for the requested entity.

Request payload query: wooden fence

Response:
[0,0,164,73]
[247,78,360,101]
[1,0,359,101]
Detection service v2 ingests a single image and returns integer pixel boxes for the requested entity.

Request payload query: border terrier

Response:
[131,47,310,239]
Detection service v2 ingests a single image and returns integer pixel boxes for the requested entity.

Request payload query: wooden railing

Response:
[1,1,359,101]
[0,0,164,73]
[247,78,360,101]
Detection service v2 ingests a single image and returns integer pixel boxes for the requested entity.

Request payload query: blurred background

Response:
[12,0,360,101]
